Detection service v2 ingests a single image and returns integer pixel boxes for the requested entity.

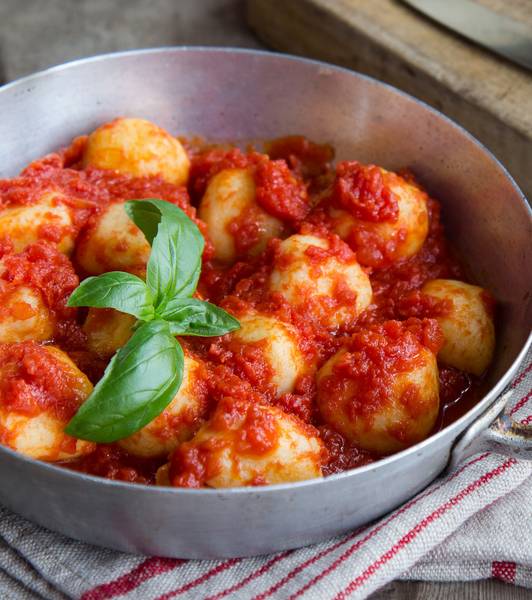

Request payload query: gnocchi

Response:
[198,167,284,263]
[269,233,372,329]
[76,202,150,276]
[0,191,74,254]
[422,279,495,375]
[83,308,135,358]
[316,320,441,454]
[162,397,324,487]
[327,163,429,267]
[0,283,54,343]
[0,343,94,461]
[0,126,496,487]
[83,117,190,185]
[226,311,309,396]
[118,354,209,458]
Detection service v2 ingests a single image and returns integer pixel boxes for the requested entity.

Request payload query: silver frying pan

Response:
[0,48,529,558]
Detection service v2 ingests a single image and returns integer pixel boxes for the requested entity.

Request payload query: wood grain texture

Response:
[246,0,532,197]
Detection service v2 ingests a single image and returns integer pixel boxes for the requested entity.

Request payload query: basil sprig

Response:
[125,199,205,308]
[65,199,239,443]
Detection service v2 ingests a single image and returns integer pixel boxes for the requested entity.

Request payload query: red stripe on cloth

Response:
[511,361,532,389]
[204,551,293,600]
[254,452,491,600]
[328,458,517,600]
[81,557,184,600]
[155,558,240,600]
[510,389,532,416]
[521,414,532,425]
[492,561,517,583]
[253,529,364,600]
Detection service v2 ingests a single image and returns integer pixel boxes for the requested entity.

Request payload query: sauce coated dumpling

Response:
[0,343,94,461]
[198,168,284,263]
[269,233,372,329]
[317,319,441,454]
[327,162,429,267]
[0,191,74,254]
[83,117,190,185]
[225,311,309,397]
[76,202,150,276]
[422,279,495,375]
[83,308,135,358]
[0,283,53,343]
[161,397,324,487]
[118,354,209,458]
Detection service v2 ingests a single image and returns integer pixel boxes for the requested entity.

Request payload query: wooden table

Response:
[0,1,526,598]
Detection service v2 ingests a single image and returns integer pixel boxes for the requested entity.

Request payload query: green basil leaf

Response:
[67,271,154,321]
[125,199,204,308]
[160,298,240,337]
[65,320,183,443]
[123,200,161,245]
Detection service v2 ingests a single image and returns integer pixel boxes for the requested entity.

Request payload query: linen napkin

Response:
[0,348,530,600]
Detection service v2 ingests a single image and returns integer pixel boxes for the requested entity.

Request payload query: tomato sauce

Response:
[317,319,442,421]
[69,444,159,485]
[167,396,297,488]
[332,161,399,222]
[227,206,267,257]
[0,133,488,486]
[189,147,309,224]
[0,342,87,420]
[254,160,309,224]
[1,242,79,317]
[0,141,207,259]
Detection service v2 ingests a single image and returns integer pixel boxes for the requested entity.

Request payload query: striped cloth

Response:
[0,349,530,600]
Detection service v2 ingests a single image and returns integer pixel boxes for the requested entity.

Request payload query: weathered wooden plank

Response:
[246,0,532,198]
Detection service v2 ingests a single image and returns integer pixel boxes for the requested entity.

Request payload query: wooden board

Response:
[246,0,532,198]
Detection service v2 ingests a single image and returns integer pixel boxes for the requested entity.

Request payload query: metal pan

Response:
[0,48,530,559]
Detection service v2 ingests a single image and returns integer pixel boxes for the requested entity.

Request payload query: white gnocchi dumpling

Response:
[83,308,135,358]
[227,311,309,396]
[198,167,284,263]
[118,354,209,458]
[0,283,54,343]
[161,398,324,487]
[83,117,190,185]
[268,233,372,328]
[422,279,495,375]
[75,202,150,276]
[0,191,74,254]
[317,322,440,454]
[0,344,94,461]
[329,166,429,266]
